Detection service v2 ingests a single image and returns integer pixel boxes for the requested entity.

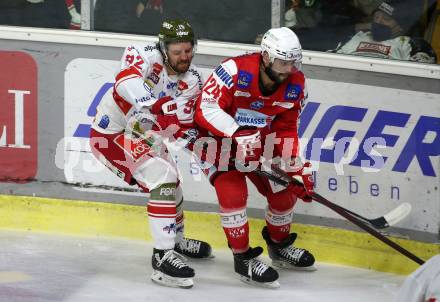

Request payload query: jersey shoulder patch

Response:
[284,73,305,101]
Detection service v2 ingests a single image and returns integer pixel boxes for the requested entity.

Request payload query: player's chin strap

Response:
[164,58,179,75]
[254,166,425,266]
[160,44,183,75]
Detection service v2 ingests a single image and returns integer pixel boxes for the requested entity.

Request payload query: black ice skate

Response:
[151,248,195,289]
[233,246,280,288]
[262,226,316,271]
[175,237,213,259]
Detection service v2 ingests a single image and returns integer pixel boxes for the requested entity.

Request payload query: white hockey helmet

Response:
[261,27,302,63]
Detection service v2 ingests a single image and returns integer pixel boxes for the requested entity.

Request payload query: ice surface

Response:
[0,231,405,302]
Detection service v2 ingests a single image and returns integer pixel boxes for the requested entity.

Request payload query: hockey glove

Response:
[151,96,174,114]
[151,96,180,131]
[287,161,314,202]
[232,126,262,166]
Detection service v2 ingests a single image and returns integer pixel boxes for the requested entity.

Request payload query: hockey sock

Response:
[147,183,178,250]
[265,206,294,243]
[220,208,249,253]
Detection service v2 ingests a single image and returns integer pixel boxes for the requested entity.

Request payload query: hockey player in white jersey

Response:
[395,254,440,302]
[89,19,212,289]
[336,1,436,63]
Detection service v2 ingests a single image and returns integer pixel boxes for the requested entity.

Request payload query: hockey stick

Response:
[255,168,425,265]
[269,165,412,230]
[330,200,411,230]
[122,126,424,264]
[178,132,410,230]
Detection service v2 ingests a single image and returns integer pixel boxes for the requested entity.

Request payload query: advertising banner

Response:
[0,51,38,182]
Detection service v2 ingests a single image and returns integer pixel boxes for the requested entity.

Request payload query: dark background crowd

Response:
[0,0,438,63]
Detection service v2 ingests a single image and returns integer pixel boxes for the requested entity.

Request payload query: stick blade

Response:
[383,202,412,227]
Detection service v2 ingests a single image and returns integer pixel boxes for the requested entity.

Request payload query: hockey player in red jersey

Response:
[195,27,316,288]
[89,19,212,289]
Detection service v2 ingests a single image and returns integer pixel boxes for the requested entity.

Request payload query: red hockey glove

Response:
[287,161,314,202]
[151,96,174,114]
[151,96,179,131]
[232,126,262,166]
[155,114,179,131]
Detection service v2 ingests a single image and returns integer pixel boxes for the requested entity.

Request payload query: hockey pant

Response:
[214,170,298,253]
[90,129,185,250]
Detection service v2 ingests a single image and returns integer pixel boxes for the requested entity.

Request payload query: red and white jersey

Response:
[395,255,440,302]
[195,52,308,158]
[92,43,203,134]
[337,31,412,61]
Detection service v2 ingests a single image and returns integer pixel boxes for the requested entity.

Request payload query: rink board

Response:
[63,58,440,236]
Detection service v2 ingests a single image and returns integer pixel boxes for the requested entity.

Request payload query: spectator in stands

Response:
[336,0,437,63]
[255,0,321,45]
[134,0,163,35]
[285,0,321,30]
[136,0,163,17]
[285,0,364,51]
[353,0,433,36]
[22,0,80,29]
[320,0,366,27]
[353,0,383,32]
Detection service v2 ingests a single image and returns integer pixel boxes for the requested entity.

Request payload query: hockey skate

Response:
[262,226,316,271]
[233,246,280,288]
[151,248,195,289]
[175,237,213,259]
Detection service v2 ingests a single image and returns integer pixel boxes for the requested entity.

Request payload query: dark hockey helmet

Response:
[158,19,197,56]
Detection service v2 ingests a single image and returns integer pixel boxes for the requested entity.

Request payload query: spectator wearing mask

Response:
[336,0,437,63]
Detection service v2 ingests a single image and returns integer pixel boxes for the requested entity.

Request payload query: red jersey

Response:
[195,52,308,158]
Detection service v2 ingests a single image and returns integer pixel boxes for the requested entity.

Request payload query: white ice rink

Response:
[0,231,405,302]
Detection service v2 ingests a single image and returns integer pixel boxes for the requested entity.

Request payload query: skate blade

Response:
[189,254,216,260]
[237,274,280,289]
[272,260,317,271]
[151,270,194,289]
[175,251,216,260]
